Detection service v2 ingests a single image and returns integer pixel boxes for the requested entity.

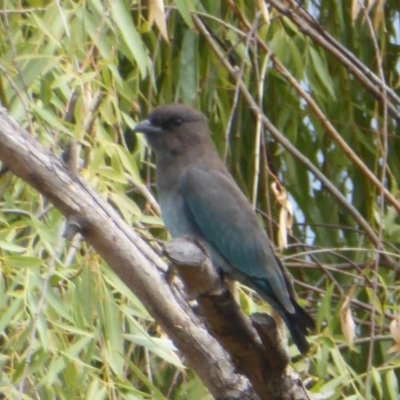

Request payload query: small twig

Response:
[251,18,268,209]
[125,173,161,216]
[266,0,400,121]
[193,14,399,270]
[225,0,400,216]
[223,22,255,162]
[359,2,389,395]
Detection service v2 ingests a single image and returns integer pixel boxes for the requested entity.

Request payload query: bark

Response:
[0,106,311,400]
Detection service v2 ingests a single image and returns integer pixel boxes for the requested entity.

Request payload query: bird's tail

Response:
[252,275,315,354]
[283,301,315,355]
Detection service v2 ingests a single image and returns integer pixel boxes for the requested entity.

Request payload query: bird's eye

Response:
[170,118,183,127]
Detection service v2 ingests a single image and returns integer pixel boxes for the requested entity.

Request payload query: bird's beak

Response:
[132,120,162,135]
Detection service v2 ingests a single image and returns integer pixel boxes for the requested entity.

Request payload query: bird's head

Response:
[132,104,211,159]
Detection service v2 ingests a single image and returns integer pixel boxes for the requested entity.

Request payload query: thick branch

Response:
[0,107,314,399]
[165,237,311,400]
[0,107,256,400]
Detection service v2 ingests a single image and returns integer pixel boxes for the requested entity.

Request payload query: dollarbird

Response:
[133,104,314,354]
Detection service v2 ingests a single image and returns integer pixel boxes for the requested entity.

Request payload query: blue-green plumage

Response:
[133,104,314,354]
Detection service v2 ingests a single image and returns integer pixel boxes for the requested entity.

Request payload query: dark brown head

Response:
[132,104,212,160]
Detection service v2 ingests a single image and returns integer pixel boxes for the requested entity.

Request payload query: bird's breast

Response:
[158,188,232,272]
[158,190,196,238]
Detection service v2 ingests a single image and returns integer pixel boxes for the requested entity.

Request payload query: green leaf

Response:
[33,106,71,134]
[96,166,128,184]
[309,47,336,99]
[0,298,23,334]
[114,145,141,182]
[31,13,61,48]
[124,334,184,368]
[125,357,169,399]
[110,0,149,77]
[101,284,125,375]
[45,287,73,322]
[371,367,383,399]
[386,369,399,400]
[365,287,384,316]
[175,0,195,28]
[3,255,44,268]
[179,30,197,103]
[0,241,25,253]
[109,192,142,223]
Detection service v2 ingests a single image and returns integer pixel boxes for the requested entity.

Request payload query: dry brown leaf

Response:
[352,0,386,29]
[351,0,363,23]
[388,312,400,353]
[390,314,400,343]
[373,0,386,31]
[387,343,400,353]
[257,0,270,24]
[340,285,356,344]
[148,0,168,41]
[271,182,293,251]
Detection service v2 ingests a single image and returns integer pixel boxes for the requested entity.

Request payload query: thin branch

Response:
[287,0,400,107]
[359,1,389,394]
[223,1,400,215]
[192,14,399,270]
[252,31,269,208]
[266,0,400,121]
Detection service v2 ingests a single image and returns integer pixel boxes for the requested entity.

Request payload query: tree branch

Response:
[165,237,311,400]
[0,107,312,399]
[0,106,254,400]
[266,0,400,121]
[192,14,399,270]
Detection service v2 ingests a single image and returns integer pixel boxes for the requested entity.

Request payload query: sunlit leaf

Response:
[0,241,25,253]
[3,255,44,268]
[124,334,184,368]
[340,285,357,344]
[386,369,399,400]
[148,0,169,41]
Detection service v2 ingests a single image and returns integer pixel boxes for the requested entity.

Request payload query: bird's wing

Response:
[181,166,294,313]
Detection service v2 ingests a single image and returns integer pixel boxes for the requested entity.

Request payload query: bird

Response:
[133,103,314,354]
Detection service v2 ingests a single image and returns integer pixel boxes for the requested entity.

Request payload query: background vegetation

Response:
[0,0,399,399]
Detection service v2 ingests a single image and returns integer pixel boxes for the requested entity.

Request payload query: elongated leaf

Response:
[111,0,149,77]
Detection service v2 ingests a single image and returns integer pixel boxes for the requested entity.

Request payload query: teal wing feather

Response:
[180,166,294,314]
